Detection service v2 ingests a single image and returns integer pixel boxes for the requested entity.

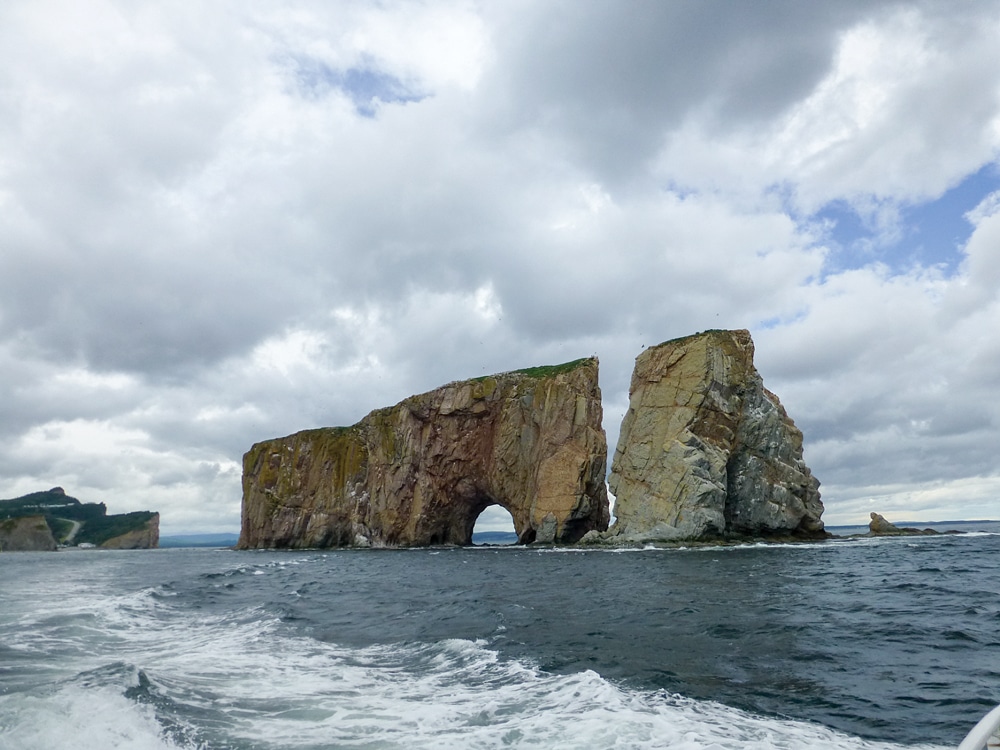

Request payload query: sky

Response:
[2,1,999,535]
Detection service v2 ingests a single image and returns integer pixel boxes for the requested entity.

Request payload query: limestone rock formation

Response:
[0,515,58,552]
[607,330,824,542]
[100,513,160,549]
[238,358,609,548]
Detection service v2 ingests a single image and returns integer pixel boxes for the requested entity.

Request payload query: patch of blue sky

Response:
[757,309,808,331]
[812,163,1000,278]
[293,56,426,117]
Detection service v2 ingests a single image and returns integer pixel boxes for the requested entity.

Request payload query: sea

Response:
[2,521,999,750]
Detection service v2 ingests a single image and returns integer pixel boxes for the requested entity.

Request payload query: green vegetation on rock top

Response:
[647,329,739,351]
[76,511,157,546]
[250,358,598,447]
[0,488,84,517]
[0,488,156,547]
[473,357,594,382]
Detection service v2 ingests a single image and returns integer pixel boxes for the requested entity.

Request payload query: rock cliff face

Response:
[100,513,160,549]
[0,515,57,552]
[607,330,824,542]
[238,358,609,548]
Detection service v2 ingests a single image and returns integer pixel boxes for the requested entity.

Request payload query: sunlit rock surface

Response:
[238,358,610,548]
[607,330,824,543]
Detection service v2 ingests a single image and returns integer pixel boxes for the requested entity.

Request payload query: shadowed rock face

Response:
[608,330,824,542]
[238,358,609,548]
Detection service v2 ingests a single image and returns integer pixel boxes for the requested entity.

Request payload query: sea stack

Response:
[238,358,610,548]
[606,329,824,542]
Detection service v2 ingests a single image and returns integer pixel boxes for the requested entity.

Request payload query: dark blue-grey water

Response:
[2,524,999,749]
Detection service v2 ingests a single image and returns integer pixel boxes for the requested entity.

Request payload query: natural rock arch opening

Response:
[471,503,517,545]
[238,357,610,549]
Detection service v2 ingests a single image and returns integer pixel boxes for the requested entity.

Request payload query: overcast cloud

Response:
[2,1,999,533]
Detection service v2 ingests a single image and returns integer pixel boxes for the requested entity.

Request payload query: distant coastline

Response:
[159,533,240,548]
[827,519,999,535]
[74,519,1000,552]
[0,488,158,551]
[157,521,998,551]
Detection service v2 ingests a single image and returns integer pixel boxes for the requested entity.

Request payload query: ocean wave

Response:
[1,632,951,750]
[1,676,189,750]
[4,554,962,750]
[4,542,993,749]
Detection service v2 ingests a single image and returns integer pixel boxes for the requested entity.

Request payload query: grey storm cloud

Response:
[482,1,900,183]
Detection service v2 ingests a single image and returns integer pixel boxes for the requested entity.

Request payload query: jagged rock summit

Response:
[238,358,610,549]
[604,329,824,543]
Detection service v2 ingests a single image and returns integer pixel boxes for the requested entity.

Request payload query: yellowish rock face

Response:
[99,513,160,549]
[609,330,823,542]
[238,359,610,548]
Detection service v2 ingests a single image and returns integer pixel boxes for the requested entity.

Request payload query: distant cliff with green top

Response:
[0,488,159,551]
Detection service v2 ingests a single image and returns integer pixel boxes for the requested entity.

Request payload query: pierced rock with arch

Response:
[237,358,610,549]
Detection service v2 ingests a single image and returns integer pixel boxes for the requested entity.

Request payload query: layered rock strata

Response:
[238,358,609,548]
[606,330,824,543]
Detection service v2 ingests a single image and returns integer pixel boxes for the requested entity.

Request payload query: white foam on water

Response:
[64,605,947,750]
[224,638,951,750]
[1,556,961,750]
[1,682,190,750]
[530,527,999,556]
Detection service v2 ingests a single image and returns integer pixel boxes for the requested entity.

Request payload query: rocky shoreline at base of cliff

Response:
[476,513,975,549]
